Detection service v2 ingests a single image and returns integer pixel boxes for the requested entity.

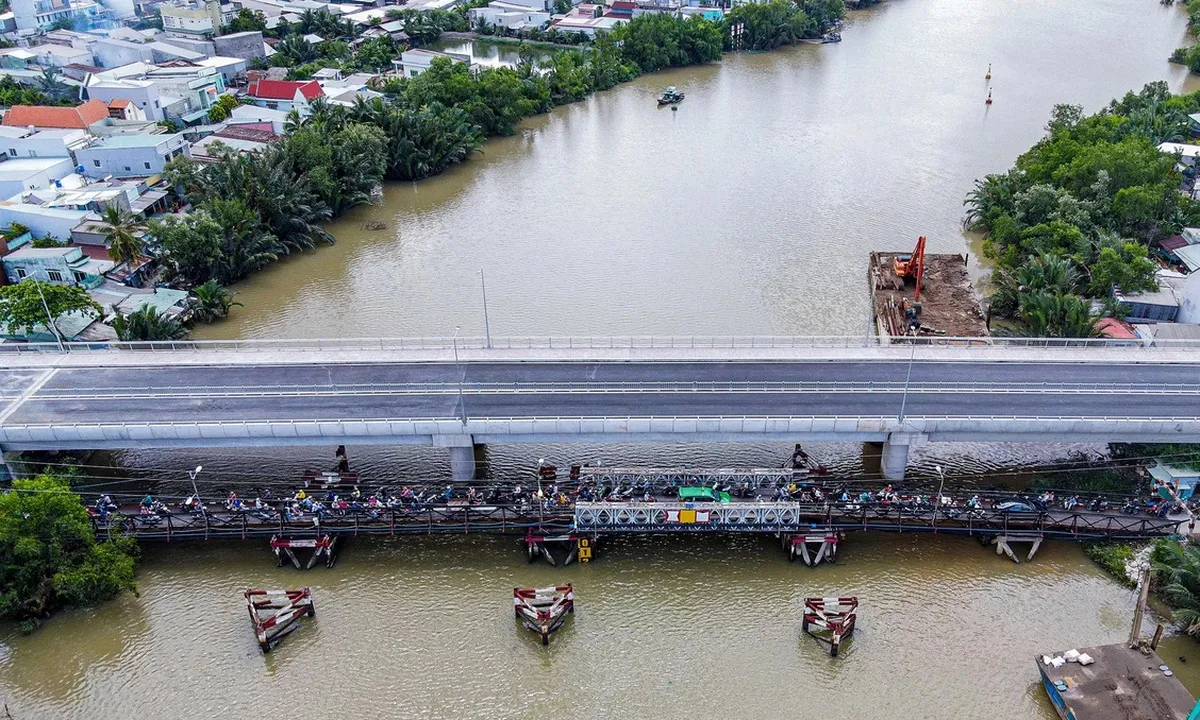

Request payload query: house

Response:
[92,38,157,69]
[228,102,289,133]
[74,133,190,178]
[0,156,76,196]
[0,48,38,70]
[0,126,90,159]
[28,43,95,68]
[1158,142,1200,168]
[1115,270,1184,323]
[246,77,323,113]
[1149,460,1200,501]
[195,55,247,85]
[604,0,634,17]
[10,0,101,32]
[212,31,267,61]
[85,62,226,124]
[106,98,147,121]
[548,12,623,37]
[2,245,113,288]
[468,1,550,29]
[2,99,110,130]
[160,0,222,38]
[190,124,280,159]
[392,49,474,78]
[678,5,722,20]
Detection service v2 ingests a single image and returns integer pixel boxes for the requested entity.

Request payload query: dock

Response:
[869,250,988,339]
[1036,644,1195,720]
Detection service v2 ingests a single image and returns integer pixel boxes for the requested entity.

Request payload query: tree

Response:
[0,475,138,630]
[36,66,68,102]
[188,279,242,323]
[0,282,101,337]
[111,306,187,341]
[1153,540,1200,637]
[224,8,267,33]
[151,212,223,285]
[207,93,241,123]
[101,204,146,267]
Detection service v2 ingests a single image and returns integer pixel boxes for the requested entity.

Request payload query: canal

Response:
[4,0,1200,716]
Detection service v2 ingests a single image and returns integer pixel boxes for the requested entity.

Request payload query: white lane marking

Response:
[0,368,58,423]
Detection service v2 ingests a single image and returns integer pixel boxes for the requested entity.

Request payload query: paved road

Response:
[2,359,1198,427]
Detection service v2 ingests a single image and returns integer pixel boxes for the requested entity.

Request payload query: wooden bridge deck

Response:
[94,501,1180,542]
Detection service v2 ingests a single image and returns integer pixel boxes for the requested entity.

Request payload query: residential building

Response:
[1115,270,1183,323]
[92,37,156,68]
[548,12,623,37]
[468,1,550,30]
[74,132,189,178]
[190,124,279,159]
[1159,141,1200,168]
[0,126,90,159]
[2,245,112,287]
[195,55,247,84]
[28,42,95,67]
[160,0,222,38]
[1,99,110,130]
[106,98,147,121]
[154,35,216,57]
[227,102,288,133]
[213,31,267,61]
[85,62,226,123]
[1149,460,1200,501]
[392,49,474,78]
[246,77,322,113]
[0,48,39,70]
[0,156,75,196]
[10,0,101,32]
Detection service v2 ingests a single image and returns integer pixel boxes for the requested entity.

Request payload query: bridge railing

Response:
[2,335,1196,354]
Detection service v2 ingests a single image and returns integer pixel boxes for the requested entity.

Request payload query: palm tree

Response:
[112,306,187,341]
[1153,541,1200,637]
[101,205,146,268]
[36,66,67,100]
[189,279,242,323]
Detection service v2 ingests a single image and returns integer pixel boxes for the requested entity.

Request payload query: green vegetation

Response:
[1168,0,1200,73]
[1153,540,1200,637]
[101,205,146,268]
[159,117,385,285]
[188,280,242,323]
[206,93,241,123]
[112,306,187,341]
[1112,443,1200,470]
[1084,542,1139,587]
[965,82,1200,336]
[0,282,101,337]
[223,8,267,34]
[1028,469,1142,495]
[0,476,138,631]
[0,76,67,108]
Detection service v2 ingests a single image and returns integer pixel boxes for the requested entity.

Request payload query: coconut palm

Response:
[1153,541,1200,637]
[111,306,187,341]
[101,205,146,268]
[188,279,242,323]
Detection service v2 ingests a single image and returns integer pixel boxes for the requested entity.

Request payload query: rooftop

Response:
[1158,142,1200,159]
[2,100,110,129]
[0,157,71,181]
[87,133,181,149]
[248,78,323,100]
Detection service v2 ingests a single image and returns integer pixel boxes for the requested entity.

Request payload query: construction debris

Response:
[869,249,988,339]
[245,588,315,653]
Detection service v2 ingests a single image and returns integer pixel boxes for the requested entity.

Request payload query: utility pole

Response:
[479,268,492,349]
[933,464,946,531]
[188,465,204,515]
[32,277,64,351]
[897,341,917,426]
[453,325,466,425]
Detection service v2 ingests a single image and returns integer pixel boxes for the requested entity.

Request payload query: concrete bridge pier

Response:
[438,434,478,481]
[881,432,922,481]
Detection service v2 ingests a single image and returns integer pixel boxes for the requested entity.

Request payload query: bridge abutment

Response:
[881,432,922,480]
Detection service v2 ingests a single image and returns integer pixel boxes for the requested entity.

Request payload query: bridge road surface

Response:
[1,359,1198,427]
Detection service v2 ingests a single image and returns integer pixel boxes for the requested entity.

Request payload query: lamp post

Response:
[897,341,917,426]
[188,465,204,515]
[31,275,64,352]
[479,268,492,349]
[933,464,946,531]
[452,325,466,425]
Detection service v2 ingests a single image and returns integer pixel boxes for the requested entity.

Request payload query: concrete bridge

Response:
[1,336,1198,480]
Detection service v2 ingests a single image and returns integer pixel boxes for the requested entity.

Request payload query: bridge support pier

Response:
[881,432,922,481]
[992,533,1043,564]
[437,434,478,481]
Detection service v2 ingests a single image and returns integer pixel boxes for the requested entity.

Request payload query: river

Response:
[4,0,1200,717]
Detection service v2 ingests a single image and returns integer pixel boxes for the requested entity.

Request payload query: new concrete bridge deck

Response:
[2,337,1199,479]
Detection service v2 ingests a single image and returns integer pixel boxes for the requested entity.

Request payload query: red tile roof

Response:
[2,99,110,129]
[108,99,131,109]
[1160,235,1189,252]
[1094,317,1138,340]
[248,79,323,101]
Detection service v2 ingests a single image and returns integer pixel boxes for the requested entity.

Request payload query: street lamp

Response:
[479,268,492,349]
[897,341,917,426]
[933,464,946,530]
[452,326,466,425]
[31,275,64,352]
[188,465,203,514]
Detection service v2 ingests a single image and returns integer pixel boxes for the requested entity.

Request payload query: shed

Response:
[1149,460,1200,500]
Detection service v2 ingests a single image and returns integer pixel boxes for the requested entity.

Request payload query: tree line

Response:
[965,82,1200,337]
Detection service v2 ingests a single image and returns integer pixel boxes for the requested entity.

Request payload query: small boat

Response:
[985,89,993,105]
[657,86,685,105]
[514,584,574,645]
[302,469,360,489]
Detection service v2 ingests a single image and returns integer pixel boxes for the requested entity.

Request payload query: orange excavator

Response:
[893,235,927,300]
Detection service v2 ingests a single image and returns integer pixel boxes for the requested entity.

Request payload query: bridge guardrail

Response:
[0,334,1193,354]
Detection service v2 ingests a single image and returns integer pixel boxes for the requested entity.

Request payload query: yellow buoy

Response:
[985,63,992,80]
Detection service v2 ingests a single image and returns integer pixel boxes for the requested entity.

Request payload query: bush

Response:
[1083,542,1138,587]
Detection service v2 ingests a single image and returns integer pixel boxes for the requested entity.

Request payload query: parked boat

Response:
[302,469,360,489]
[513,584,575,645]
[658,86,685,105]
